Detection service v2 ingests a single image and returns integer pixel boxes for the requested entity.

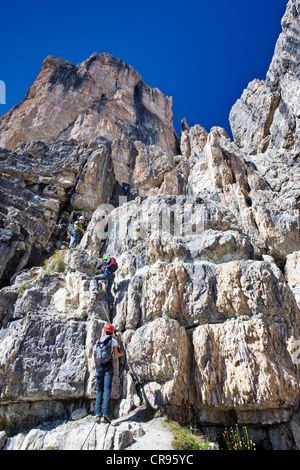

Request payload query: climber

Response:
[93,256,118,309]
[95,324,124,423]
[69,215,88,248]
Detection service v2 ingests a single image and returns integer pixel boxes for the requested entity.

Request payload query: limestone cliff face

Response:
[230,0,299,156]
[0,0,300,451]
[0,53,178,180]
[0,53,181,287]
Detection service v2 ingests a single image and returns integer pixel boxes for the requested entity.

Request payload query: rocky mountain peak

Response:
[0,51,178,165]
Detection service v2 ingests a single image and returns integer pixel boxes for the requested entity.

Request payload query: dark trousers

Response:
[69,232,81,248]
[95,368,113,418]
[93,270,114,306]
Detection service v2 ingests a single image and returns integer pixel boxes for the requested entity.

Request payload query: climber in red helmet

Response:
[95,323,124,424]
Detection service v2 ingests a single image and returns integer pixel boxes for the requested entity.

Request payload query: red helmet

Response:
[105,324,114,335]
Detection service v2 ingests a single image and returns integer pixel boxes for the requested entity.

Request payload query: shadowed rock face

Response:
[0,1,300,451]
[0,139,114,287]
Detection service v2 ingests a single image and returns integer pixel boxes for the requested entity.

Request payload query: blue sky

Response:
[0,0,287,137]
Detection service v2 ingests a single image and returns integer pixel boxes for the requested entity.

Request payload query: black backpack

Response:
[106,257,118,272]
[96,335,113,369]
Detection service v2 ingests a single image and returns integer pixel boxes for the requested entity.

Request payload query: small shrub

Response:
[223,425,256,450]
[44,249,67,274]
[164,419,214,451]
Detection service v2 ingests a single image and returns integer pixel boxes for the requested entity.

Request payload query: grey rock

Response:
[71,408,88,421]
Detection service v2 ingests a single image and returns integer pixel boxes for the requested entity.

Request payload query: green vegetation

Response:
[17,249,67,295]
[44,249,67,274]
[163,418,214,451]
[223,425,256,450]
[19,274,39,293]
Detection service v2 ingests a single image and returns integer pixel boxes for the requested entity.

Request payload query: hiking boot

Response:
[101,416,111,424]
[95,415,102,423]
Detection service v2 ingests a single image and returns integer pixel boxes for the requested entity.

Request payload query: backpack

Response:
[68,221,82,236]
[68,224,76,236]
[96,335,113,369]
[106,257,118,272]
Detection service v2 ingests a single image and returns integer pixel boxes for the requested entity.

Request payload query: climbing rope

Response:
[80,421,96,450]
[98,297,111,324]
